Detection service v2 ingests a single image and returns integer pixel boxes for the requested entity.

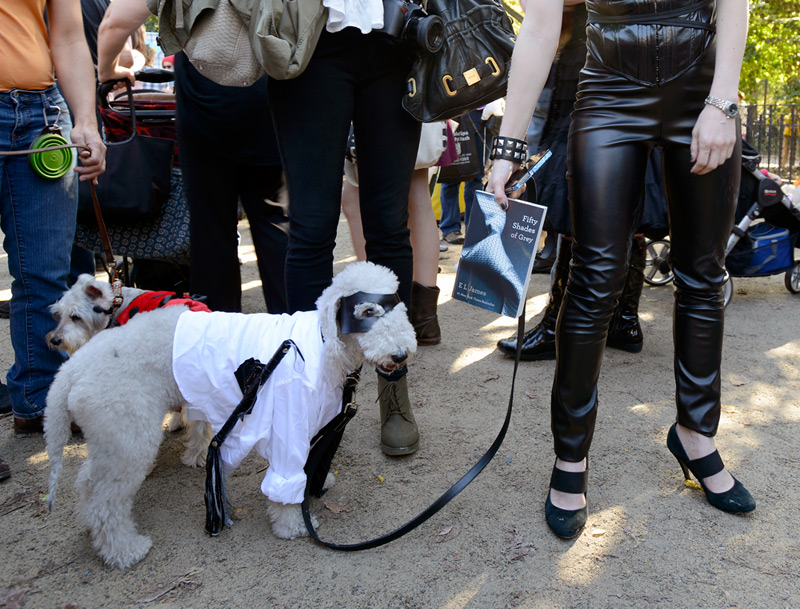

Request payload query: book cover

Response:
[452,191,547,318]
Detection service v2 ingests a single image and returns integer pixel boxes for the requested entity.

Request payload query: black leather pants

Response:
[551,46,741,462]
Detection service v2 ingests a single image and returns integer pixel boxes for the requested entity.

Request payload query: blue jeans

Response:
[0,85,76,418]
[440,176,481,237]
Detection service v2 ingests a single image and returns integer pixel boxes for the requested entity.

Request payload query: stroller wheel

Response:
[723,274,733,308]
[644,239,674,286]
[785,261,800,294]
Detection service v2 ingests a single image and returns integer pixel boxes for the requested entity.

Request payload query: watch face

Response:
[726,102,739,117]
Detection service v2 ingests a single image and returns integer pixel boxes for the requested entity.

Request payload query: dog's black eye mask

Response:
[337,292,401,334]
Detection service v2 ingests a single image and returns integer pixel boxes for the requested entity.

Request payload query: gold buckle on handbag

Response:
[407,77,417,98]
[485,56,500,76]
[463,68,480,86]
[442,75,457,96]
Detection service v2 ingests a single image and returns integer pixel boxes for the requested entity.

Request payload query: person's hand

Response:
[97,63,136,88]
[690,105,738,175]
[486,158,519,210]
[761,169,783,185]
[70,123,107,183]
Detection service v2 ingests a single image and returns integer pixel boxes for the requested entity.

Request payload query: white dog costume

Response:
[174,309,340,505]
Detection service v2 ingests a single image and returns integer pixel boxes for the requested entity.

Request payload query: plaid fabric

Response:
[100,100,180,162]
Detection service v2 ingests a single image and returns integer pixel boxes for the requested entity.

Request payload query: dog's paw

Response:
[266,501,310,540]
[322,472,335,492]
[99,533,152,570]
[163,410,184,432]
[181,421,212,468]
[181,448,206,468]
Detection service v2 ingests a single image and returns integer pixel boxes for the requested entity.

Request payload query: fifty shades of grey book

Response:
[453,191,547,318]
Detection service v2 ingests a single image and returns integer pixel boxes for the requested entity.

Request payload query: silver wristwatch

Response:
[704,95,739,119]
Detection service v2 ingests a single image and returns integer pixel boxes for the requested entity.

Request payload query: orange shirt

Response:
[0,0,54,91]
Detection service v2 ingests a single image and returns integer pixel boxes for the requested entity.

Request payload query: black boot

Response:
[532,229,558,274]
[607,234,646,353]
[411,281,441,345]
[497,236,571,360]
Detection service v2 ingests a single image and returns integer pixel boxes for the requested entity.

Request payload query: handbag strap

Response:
[301,308,527,551]
[103,81,140,146]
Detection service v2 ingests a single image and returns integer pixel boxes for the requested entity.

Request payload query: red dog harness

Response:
[114,291,211,326]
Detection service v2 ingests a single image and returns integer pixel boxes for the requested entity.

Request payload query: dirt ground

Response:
[1,204,800,609]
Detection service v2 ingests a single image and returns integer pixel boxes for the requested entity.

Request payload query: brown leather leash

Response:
[86,181,125,307]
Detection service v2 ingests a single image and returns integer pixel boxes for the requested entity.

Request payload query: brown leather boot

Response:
[378,374,419,456]
[411,281,441,346]
[607,234,646,353]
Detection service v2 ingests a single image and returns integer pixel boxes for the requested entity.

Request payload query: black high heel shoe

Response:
[544,459,588,539]
[666,423,755,514]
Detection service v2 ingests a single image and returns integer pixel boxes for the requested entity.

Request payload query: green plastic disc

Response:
[29,134,74,179]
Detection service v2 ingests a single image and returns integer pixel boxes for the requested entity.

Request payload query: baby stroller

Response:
[75,68,190,291]
[722,147,800,306]
[644,146,800,308]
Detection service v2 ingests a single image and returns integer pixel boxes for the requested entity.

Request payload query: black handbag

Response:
[75,165,190,264]
[402,0,516,123]
[78,82,174,223]
[438,112,484,183]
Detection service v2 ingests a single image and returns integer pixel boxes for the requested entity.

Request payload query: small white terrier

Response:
[45,274,145,356]
[44,262,417,569]
[46,273,211,436]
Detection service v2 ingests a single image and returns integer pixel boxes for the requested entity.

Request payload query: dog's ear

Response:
[83,281,107,302]
[316,286,348,359]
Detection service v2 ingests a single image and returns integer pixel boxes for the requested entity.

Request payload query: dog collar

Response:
[112,278,124,309]
[337,292,401,334]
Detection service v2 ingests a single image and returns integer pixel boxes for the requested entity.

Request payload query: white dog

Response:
[45,274,147,356]
[46,273,212,438]
[44,262,417,569]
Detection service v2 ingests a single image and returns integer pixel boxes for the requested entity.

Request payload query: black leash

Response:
[301,308,526,551]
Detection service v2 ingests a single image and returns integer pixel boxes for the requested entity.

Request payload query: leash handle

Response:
[301,308,526,551]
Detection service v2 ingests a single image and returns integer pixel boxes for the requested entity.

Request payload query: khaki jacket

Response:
[146,0,328,80]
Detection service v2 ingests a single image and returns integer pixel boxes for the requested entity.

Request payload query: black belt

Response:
[588,0,715,32]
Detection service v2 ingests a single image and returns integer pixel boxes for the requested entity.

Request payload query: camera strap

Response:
[301,307,526,550]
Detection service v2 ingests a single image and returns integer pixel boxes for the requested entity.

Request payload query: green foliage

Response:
[145,14,158,32]
[741,1,800,103]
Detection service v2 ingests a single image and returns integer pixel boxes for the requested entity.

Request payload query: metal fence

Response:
[743,104,799,182]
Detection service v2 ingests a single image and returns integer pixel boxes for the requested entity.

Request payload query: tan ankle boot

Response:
[411,282,441,345]
[377,374,419,456]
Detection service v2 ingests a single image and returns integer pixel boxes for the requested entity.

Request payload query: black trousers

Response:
[178,130,289,313]
[552,45,741,461]
[267,29,420,313]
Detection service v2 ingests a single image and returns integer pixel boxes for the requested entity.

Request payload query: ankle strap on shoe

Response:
[687,450,724,479]
[550,464,588,494]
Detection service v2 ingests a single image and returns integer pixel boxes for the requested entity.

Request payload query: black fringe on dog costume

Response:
[205,340,298,536]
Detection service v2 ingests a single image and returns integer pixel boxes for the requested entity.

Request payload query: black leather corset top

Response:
[585,0,716,86]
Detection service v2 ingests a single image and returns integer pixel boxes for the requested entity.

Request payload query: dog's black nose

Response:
[50,337,62,346]
[391,352,407,364]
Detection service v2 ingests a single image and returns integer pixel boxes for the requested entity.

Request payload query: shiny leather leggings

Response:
[551,45,741,462]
